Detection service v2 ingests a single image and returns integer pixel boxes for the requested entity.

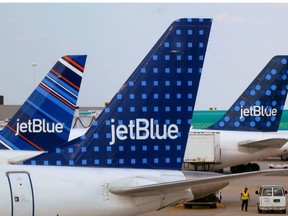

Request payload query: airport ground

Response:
[141,158,288,216]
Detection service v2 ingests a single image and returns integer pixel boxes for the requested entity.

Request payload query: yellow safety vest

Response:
[241,191,249,200]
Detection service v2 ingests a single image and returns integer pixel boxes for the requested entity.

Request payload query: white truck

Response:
[183,131,221,171]
[255,185,287,214]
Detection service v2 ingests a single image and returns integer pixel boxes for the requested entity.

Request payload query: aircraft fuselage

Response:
[0,165,226,216]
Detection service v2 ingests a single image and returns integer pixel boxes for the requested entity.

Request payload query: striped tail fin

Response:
[0,55,87,150]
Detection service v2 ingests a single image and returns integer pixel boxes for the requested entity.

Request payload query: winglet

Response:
[0,55,87,150]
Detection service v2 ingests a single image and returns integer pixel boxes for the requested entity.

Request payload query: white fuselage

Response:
[0,165,226,216]
[191,129,288,170]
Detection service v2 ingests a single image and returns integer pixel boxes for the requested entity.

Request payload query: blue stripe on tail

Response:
[0,55,87,151]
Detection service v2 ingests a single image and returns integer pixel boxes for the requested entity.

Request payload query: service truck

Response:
[255,185,287,214]
[183,131,221,171]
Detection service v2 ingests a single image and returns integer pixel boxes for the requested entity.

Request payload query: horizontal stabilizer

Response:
[238,138,288,148]
[110,170,286,197]
[0,150,43,165]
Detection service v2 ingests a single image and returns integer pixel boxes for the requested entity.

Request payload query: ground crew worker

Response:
[240,187,250,211]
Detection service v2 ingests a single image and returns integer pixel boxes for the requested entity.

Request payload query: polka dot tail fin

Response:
[25,18,212,169]
[209,56,288,132]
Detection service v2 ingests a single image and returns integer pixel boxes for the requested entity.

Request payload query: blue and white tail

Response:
[0,55,87,150]
[26,18,212,169]
[209,56,288,132]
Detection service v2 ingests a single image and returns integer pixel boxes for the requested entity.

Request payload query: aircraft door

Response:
[7,172,34,216]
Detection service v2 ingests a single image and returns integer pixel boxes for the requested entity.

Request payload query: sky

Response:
[1,3,288,110]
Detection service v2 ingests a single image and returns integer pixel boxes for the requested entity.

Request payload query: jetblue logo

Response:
[240,106,277,118]
[109,118,179,145]
[15,119,64,136]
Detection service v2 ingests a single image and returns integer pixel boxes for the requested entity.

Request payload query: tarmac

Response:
[141,158,288,216]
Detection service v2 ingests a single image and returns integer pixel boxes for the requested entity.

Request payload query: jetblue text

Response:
[240,106,277,118]
[109,118,179,145]
[15,119,64,136]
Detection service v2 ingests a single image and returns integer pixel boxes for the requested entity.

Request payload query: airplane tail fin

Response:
[26,18,212,169]
[208,56,288,132]
[0,55,87,150]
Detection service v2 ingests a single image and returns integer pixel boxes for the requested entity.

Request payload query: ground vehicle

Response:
[183,132,221,171]
[255,185,287,214]
[184,191,222,209]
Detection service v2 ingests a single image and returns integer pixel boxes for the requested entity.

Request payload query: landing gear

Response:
[230,165,245,173]
[230,163,260,173]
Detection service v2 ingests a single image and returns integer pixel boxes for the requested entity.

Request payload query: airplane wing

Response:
[238,138,288,148]
[110,169,285,197]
